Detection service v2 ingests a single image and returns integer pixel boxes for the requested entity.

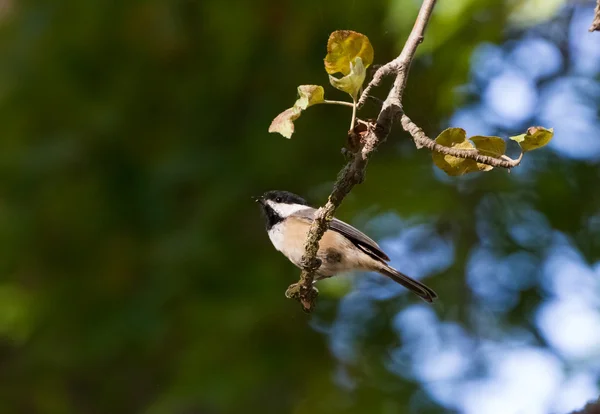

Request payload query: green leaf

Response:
[324,30,374,76]
[328,57,366,100]
[268,85,325,138]
[432,128,507,176]
[510,126,554,152]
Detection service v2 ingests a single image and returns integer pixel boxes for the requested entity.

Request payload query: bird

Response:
[255,190,437,302]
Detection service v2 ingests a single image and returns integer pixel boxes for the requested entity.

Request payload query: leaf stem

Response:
[349,98,357,131]
[321,100,355,107]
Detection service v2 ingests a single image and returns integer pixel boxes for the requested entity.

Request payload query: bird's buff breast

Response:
[268,219,363,278]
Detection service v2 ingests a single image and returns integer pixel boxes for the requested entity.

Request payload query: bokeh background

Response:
[1,0,600,413]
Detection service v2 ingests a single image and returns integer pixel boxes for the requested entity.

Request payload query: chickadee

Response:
[255,190,437,303]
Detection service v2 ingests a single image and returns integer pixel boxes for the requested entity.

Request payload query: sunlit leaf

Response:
[470,135,506,158]
[295,85,325,109]
[328,57,366,100]
[432,128,500,176]
[510,126,554,152]
[268,107,301,139]
[324,30,374,76]
[268,85,325,138]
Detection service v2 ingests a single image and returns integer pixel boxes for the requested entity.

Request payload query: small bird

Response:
[255,190,437,302]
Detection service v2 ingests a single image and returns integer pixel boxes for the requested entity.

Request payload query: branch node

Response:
[347,121,368,153]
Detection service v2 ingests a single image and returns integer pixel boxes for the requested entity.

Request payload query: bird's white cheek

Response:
[266,201,307,217]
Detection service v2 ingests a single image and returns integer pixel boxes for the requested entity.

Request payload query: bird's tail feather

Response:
[379,265,438,303]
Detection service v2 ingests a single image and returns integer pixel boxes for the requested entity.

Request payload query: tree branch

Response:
[357,0,529,172]
[357,0,437,109]
[285,144,372,311]
[590,0,600,32]
[286,0,438,312]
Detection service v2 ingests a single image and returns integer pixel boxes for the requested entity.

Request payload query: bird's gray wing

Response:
[293,207,390,262]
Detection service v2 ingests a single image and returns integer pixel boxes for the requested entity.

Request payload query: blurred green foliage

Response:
[0,0,596,413]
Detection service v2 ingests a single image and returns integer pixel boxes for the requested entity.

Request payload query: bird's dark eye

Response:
[275,196,282,203]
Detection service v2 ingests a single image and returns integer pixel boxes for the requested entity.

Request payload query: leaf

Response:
[268,107,301,139]
[470,136,506,158]
[328,57,366,100]
[432,128,502,176]
[324,30,374,76]
[295,85,325,109]
[432,128,480,176]
[510,126,554,152]
[268,85,325,138]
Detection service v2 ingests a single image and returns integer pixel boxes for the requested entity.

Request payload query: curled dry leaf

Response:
[328,57,366,100]
[268,107,301,139]
[268,85,325,138]
[296,85,325,109]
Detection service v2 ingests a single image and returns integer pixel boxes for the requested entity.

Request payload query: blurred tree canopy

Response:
[0,0,599,413]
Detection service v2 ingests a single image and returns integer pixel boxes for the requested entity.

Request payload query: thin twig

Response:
[357,0,436,109]
[286,0,438,312]
[391,0,437,102]
[590,0,600,32]
[356,61,399,109]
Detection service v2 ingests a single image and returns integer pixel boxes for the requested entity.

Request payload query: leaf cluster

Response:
[432,126,554,176]
[268,31,554,176]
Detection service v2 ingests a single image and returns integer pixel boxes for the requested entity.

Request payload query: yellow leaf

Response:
[295,85,325,110]
[268,107,301,139]
[432,128,489,176]
[510,126,554,152]
[328,57,366,100]
[268,85,326,138]
[470,136,506,158]
[324,30,374,76]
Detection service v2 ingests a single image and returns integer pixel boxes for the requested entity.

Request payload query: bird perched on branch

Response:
[255,190,437,303]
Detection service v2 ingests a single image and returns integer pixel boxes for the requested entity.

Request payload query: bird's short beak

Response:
[252,196,264,205]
